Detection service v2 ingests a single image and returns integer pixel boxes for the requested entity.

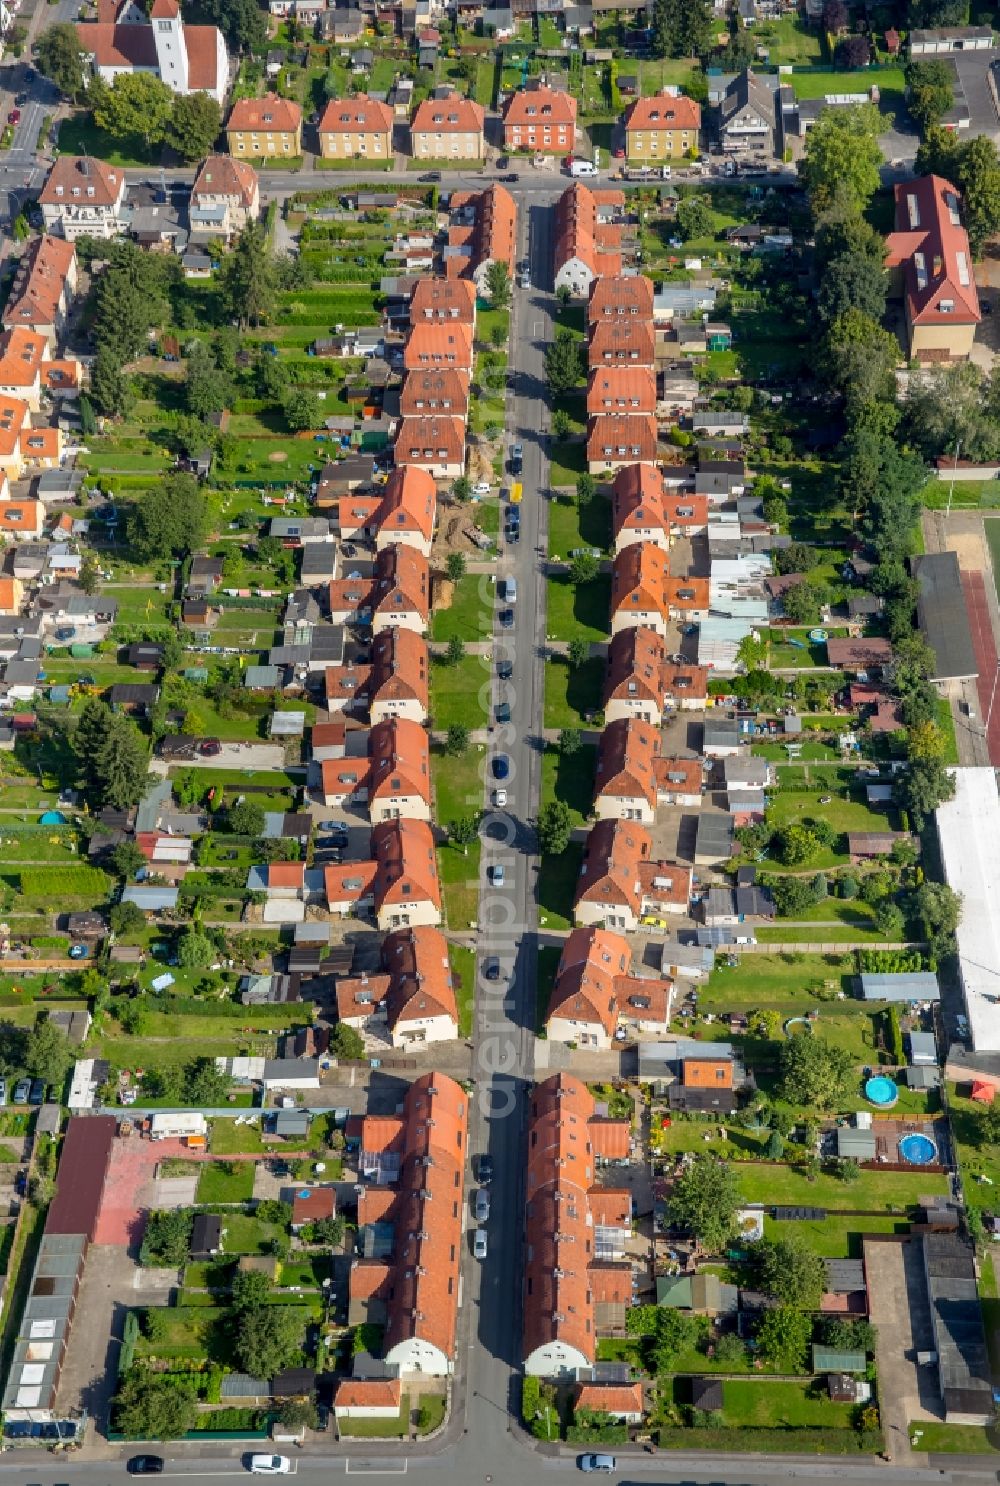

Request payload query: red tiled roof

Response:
[227,95,302,134]
[334,1379,402,1410]
[184,25,223,91]
[191,155,259,206]
[399,368,470,417]
[403,323,474,370]
[2,236,75,333]
[382,924,457,1031]
[612,462,668,536]
[473,184,517,274]
[589,317,655,367]
[575,818,652,917]
[368,717,431,805]
[372,818,440,914]
[40,155,123,208]
[75,21,157,68]
[624,92,701,134]
[409,277,476,325]
[377,465,437,544]
[371,543,430,622]
[553,182,617,280]
[370,627,429,712]
[268,861,305,891]
[886,175,979,326]
[319,94,394,137]
[595,716,660,813]
[588,275,654,323]
[589,367,656,416]
[503,85,577,129]
[611,543,670,623]
[664,575,709,613]
[605,626,665,710]
[411,92,484,136]
[394,414,466,466]
[549,925,629,1038]
[587,412,657,464]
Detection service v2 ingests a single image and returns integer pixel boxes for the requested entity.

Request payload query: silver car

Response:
[474,1187,490,1223]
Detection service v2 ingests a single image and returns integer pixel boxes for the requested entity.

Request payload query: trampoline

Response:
[899,1133,937,1166]
[865,1075,898,1107]
[38,811,67,825]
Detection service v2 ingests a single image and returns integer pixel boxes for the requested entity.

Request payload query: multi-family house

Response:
[410,91,485,160]
[611,463,669,553]
[588,368,657,422]
[371,817,441,929]
[319,717,431,822]
[403,323,474,372]
[546,926,674,1047]
[587,411,657,474]
[409,277,476,326]
[574,818,692,931]
[589,317,655,369]
[503,83,577,154]
[327,545,431,635]
[623,91,701,162]
[2,237,78,351]
[369,627,429,724]
[226,96,303,158]
[399,368,470,420]
[318,95,394,162]
[523,1073,633,1376]
[552,182,624,298]
[336,926,458,1045]
[39,156,130,241]
[348,1073,467,1372]
[588,275,654,325]
[885,174,980,362]
[611,542,670,636]
[393,413,466,479]
[331,465,437,558]
[189,156,260,243]
[594,717,661,824]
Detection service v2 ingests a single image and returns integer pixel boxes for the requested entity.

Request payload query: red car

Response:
[8,109,20,126]
[199,737,222,757]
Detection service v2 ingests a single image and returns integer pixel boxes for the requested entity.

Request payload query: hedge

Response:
[16,865,110,899]
[520,1375,540,1422]
[656,1427,883,1454]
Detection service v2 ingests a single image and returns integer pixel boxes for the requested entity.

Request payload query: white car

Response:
[489,864,506,887]
[249,1457,291,1476]
[473,481,492,495]
[474,1228,488,1260]
[492,788,508,808]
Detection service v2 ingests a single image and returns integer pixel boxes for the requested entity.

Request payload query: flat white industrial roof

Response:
[936,767,1000,1051]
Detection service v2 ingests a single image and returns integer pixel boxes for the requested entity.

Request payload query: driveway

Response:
[863,1239,942,1463]
[150,742,292,776]
[952,50,1000,140]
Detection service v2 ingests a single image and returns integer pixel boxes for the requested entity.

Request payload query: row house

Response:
[324,627,430,725]
[0,326,79,413]
[523,1073,633,1377]
[399,368,470,420]
[335,925,458,1045]
[589,368,657,421]
[589,317,655,369]
[503,83,577,155]
[546,925,674,1048]
[349,1074,467,1374]
[594,717,703,824]
[0,395,63,482]
[611,542,670,637]
[410,92,485,161]
[403,323,474,373]
[574,818,692,932]
[321,817,441,929]
[318,716,431,822]
[318,95,394,163]
[588,274,654,325]
[331,465,437,559]
[586,411,657,475]
[2,236,78,352]
[552,182,624,299]
[327,543,431,635]
[409,277,476,327]
[393,413,466,479]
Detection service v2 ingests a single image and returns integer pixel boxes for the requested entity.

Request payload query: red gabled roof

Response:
[372,818,440,913]
[2,236,76,332]
[319,94,394,136]
[575,818,652,916]
[595,716,660,812]
[611,542,670,622]
[410,277,476,325]
[588,274,654,323]
[589,367,657,416]
[623,92,700,135]
[503,85,577,129]
[370,627,429,711]
[191,155,259,207]
[886,175,980,326]
[411,91,484,135]
[605,625,665,709]
[227,95,302,134]
[587,412,657,464]
[612,462,668,536]
[368,717,431,805]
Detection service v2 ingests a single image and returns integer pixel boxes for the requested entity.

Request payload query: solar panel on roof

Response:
[772,1206,826,1221]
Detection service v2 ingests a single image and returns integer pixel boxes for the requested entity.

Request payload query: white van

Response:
[503,577,517,604]
[568,159,598,178]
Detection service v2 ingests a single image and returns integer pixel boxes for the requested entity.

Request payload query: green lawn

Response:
[541,745,595,829]
[761,1212,910,1258]
[338,1402,409,1437]
[134,1305,232,1362]
[548,441,588,486]
[789,66,905,104]
[722,1379,855,1430]
[908,1421,999,1454]
[546,575,610,643]
[195,1162,256,1205]
[448,942,475,1038]
[738,1162,949,1212]
[948,1085,1000,1208]
[536,944,562,1034]
[210,1120,264,1155]
[697,952,856,1011]
[431,574,494,643]
[539,843,583,930]
[429,655,490,730]
[544,656,604,729]
[754,14,823,63]
[56,112,154,165]
[431,745,485,826]
[438,841,481,930]
[547,492,612,559]
[765,789,900,869]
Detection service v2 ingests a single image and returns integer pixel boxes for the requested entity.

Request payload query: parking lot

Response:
[952,50,1000,142]
[863,1239,942,1461]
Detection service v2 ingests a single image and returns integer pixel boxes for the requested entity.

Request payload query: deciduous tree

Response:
[800,103,882,215]
[35,22,87,100]
[666,1154,739,1251]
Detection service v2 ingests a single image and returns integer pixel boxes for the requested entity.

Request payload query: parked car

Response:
[495,702,511,724]
[497,660,513,680]
[492,755,509,780]
[477,1153,494,1183]
[492,787,508,808]
[489,863,506,887]
[248,1457,291,1476]
[505,522,520,544]
[7,108,21,125]
[474,1187,490,1222]
[502,173,519,183]
[578,1456,616,1473]
[509,443,523,475]
[28,1079,44,1105]
[12,1079,29,1104]
[54,626,74,642]
[498,608,514,629]
[484,956,500,980]
[127,1458,165,1476]
[0,1079,8,1108]
[199,738,221,757]
[420,171,441,182]
[474,1227,488,1260]
[321,821,350,838]
[473,481,492,495]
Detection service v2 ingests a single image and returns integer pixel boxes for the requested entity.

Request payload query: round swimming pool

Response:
[865,1074,898,1107]
[899,1133,938,1165]
[809,628,829,642]
[38,810,67,825]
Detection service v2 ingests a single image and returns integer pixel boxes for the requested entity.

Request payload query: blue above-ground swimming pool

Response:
[38,810,67,825]
[899,1133,938,1165]
[865,1074,898,1107]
